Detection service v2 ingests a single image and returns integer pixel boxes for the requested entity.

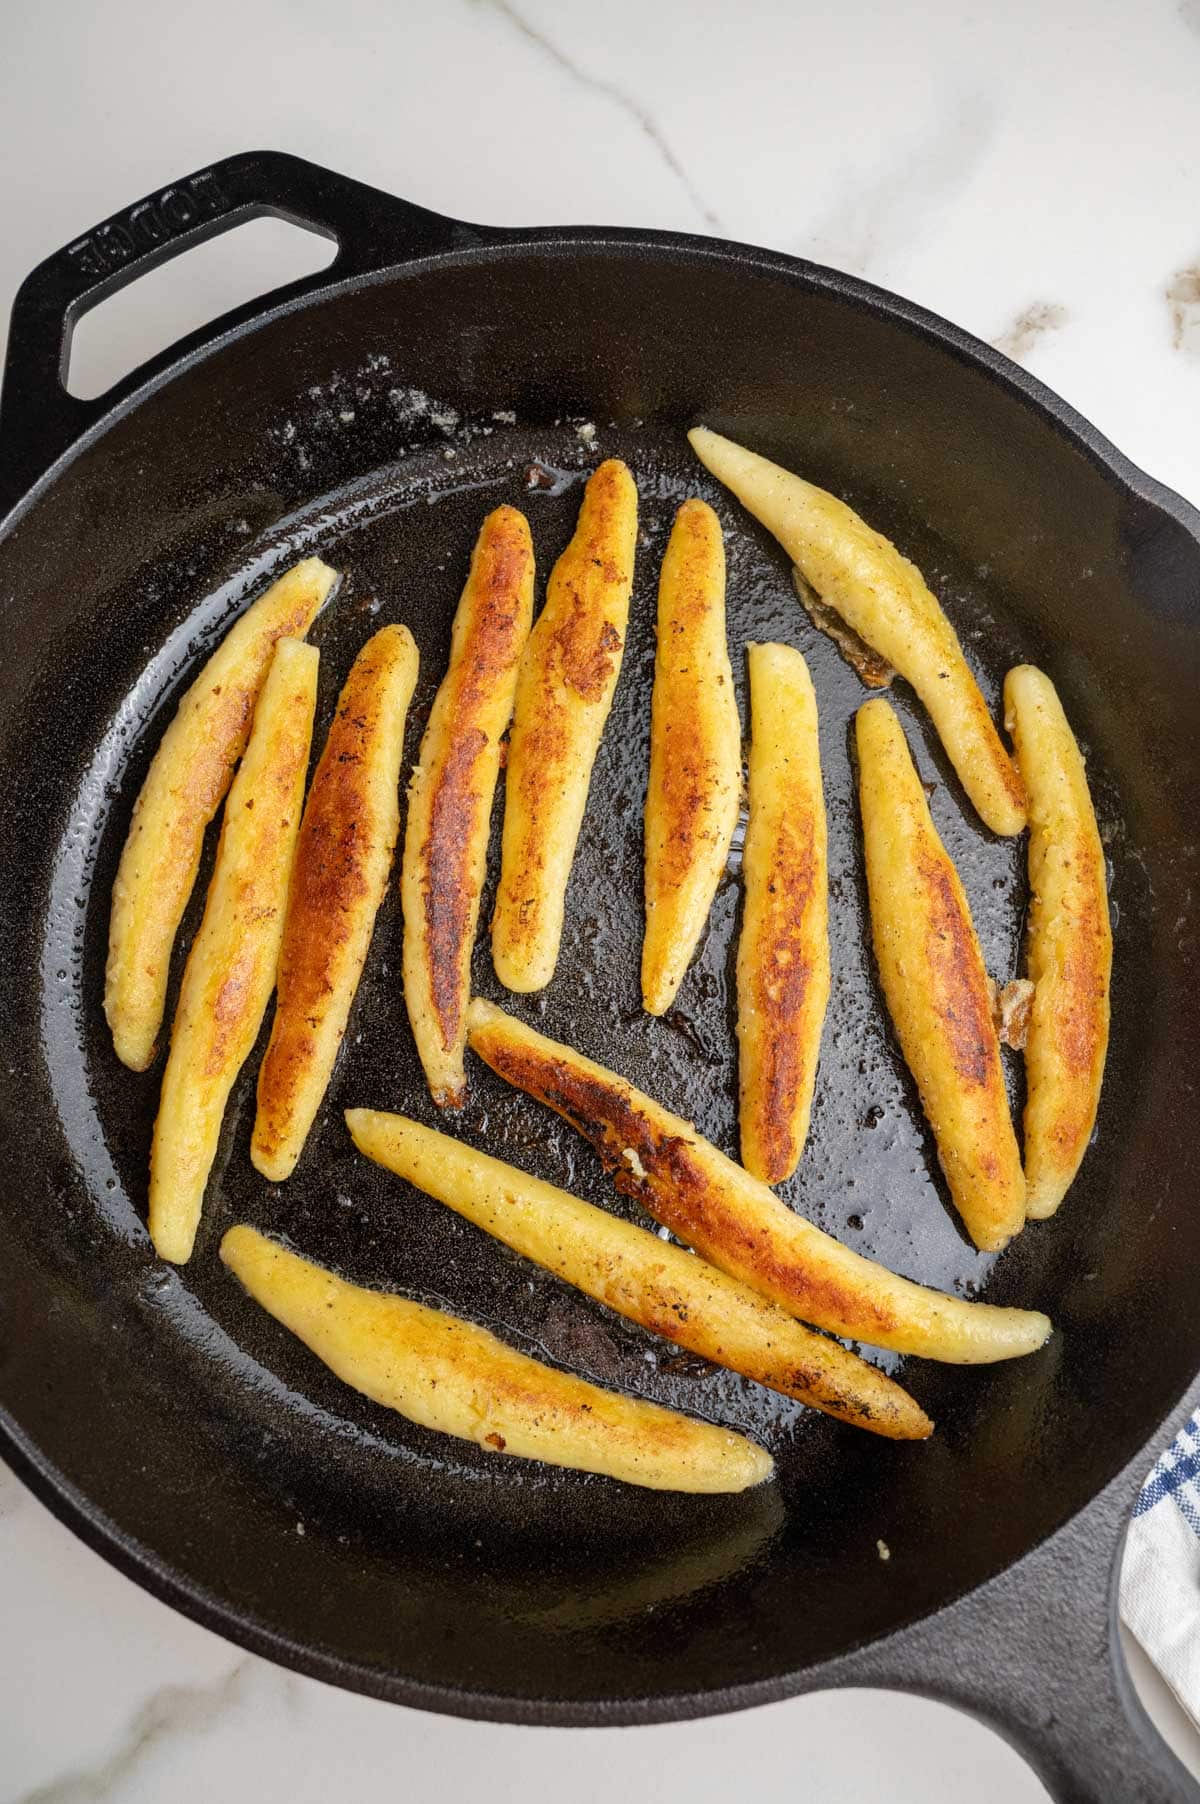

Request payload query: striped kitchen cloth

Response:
[1121,1409,1200,1729]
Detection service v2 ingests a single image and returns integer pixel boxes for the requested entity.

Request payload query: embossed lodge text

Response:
[66,171,229,278]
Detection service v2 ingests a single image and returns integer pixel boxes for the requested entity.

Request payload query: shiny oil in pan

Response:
[42,413,1139,1550]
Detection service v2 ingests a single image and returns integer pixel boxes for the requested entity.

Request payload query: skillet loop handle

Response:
[827,1471,1199,1804]
[0,149,479,513]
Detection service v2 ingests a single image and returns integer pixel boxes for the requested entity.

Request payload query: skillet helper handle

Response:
[829,1472,1199,1804]
[0,149,477,509]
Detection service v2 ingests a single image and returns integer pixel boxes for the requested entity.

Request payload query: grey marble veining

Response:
[481,0,725,230]
[802,94,995,280]
[0,1460,25,1524]
[12,1664,292,1804]
[991,302,1070,362]
[1166,264,1200,355]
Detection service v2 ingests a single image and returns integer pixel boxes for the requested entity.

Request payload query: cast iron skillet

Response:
[1,151,1198,1803]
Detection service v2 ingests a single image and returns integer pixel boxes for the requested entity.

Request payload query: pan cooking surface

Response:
[43,413,1132,1499]
[4,234,1196,1712]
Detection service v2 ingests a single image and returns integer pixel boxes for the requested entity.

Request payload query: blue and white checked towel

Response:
[1122,1409,1200,1729]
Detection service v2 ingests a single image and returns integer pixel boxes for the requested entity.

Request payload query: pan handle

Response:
[0,149,481,512]
[825,1457,1199,1803]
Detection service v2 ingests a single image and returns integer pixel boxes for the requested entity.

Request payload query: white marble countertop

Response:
[3,1,1199,1798]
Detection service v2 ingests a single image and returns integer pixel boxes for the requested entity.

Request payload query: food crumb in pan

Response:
[877,1539,891,1562]
[989,977,1035,1049]
[575,421,598,448]
[792,567,896,688]
[383,387,461,434]
[492,408,517,424]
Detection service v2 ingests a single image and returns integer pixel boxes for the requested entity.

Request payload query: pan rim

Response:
[2,224,1199,546]
[7,1376,1200,1724]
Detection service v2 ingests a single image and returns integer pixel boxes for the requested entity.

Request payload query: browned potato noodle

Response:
[251,623,419,1180]
[149,639,319,1262]
[465,998,1051,1364]
[688,427,1025,835]
[642,499,740,1015]
[221,1225,773,1493]
[492,460,638,991]
[105,558,335,1070]
[347,1108,933,1440]
[403,507,534,1103]
[1004,665,1112,1218]
[856,699,1026,1252]
[737,643,829,1184]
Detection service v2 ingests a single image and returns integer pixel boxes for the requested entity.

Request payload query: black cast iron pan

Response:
[1,151,1198,1803]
